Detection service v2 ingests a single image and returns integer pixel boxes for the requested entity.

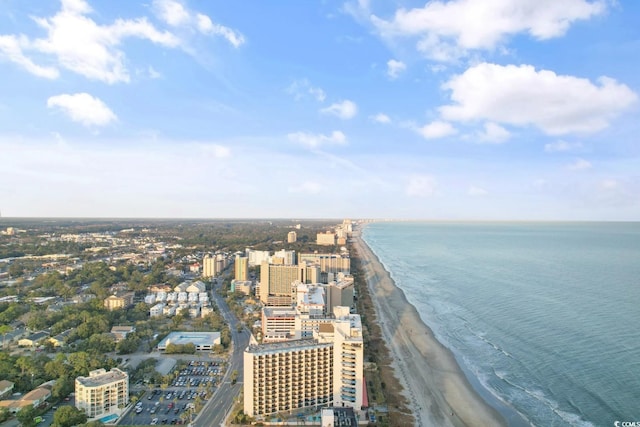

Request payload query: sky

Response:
[0,0,639,220]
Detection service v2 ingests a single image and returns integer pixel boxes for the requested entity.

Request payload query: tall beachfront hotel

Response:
[244,308,364,418]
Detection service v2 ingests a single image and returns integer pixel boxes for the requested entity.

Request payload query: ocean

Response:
[361,222,640,427]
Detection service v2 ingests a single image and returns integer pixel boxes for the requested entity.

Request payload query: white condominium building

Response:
[75,368,129,419]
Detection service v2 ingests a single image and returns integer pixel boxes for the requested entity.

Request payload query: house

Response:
[18,331,50,347]
[110,326,136,342]
[0,386,51,413]
[21,387,51,407]
[47,329,74,347]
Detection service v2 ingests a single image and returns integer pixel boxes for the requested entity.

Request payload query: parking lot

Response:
[119,361,223,426]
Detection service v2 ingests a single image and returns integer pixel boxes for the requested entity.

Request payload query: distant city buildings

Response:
[75,368,129,419]
[316,232,336,246]
[287,231,297,243]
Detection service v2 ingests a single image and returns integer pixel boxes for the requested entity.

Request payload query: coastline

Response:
[353,227,508,427]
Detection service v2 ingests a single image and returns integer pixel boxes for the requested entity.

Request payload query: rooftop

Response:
[246,338,331,354]
[76,368,128,388]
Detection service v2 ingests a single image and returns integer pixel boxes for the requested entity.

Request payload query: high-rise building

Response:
[299,253,350,274]
[246,249,271,267]
[316,232,336,246]
[244,308,364,418]
[273,249,296,265]
[259,263,320,305]
[259,263,300,304]
[75,369,129,419]
[244,340,334,417]
[322,274,355,314]
[287,231,297,243]
[235,255,248,281]
[202,254,217,278]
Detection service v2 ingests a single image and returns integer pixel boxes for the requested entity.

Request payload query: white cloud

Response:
[371,113,391,124]
[287,131,347,149]
[544,140,583,152]
[417,120,457,139]
[200,144,231,158]
[439,63,638,135]
[468,185,488,196]
[0,35,59,79]
[406,174,437,197]
[195,14,245,48]
[286,79,326,102]
[27,0,179,84]
[387,59,406,79]
[567,158,592,171]
[152,0,245,48]
[369,0,607,61]
[47,92,117,127]
[148,66,162,79]
[320,100,358,119]
[288,181,323,194]
[153,0,190,27]
[476,122,510,143]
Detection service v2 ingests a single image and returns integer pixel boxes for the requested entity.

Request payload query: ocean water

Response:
[361,222,640,427]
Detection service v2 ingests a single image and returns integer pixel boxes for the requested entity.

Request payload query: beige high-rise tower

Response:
[287,231,297,243]
[235,255,248,281]
[202,254,217,278]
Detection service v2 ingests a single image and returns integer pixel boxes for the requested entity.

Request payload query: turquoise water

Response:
[362,222,640,427]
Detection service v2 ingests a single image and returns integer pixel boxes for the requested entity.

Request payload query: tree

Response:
[0,324,11,349]
[16,404,37,427]
[52,406,87,427]
[0,407,10,423]
[51,377,74,400]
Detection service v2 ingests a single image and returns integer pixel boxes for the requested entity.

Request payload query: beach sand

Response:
[353,229,507,427]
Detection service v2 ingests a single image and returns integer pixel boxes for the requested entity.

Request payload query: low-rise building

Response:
[103,292,134,311]
[156,332,221,352]
[110,326,136,342]
[18,331,49,347]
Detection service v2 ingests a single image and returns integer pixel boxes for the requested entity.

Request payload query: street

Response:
[192,277,250,427]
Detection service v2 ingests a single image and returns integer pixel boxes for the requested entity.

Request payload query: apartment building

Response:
[202,254,217,278]
[75,368,129,419]
[244,339,334,417]
[235,255,249,281]
[244,308,364,418]
[316,232,336,246]
[299,253,351,274]
[261,307,297,342]
[103,292,134,311]
[259,263,322,305]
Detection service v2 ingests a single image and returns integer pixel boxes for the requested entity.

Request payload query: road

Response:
[192,276,250,427]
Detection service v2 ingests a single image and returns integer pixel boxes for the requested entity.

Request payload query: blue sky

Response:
[0,0,638,220]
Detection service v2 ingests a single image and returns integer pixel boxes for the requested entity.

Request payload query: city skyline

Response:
[1,0,638,220]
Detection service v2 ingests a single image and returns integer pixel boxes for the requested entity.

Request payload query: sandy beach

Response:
[353,229,507,427]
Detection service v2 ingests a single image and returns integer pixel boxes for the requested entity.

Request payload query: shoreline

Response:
[353,227,509,427]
